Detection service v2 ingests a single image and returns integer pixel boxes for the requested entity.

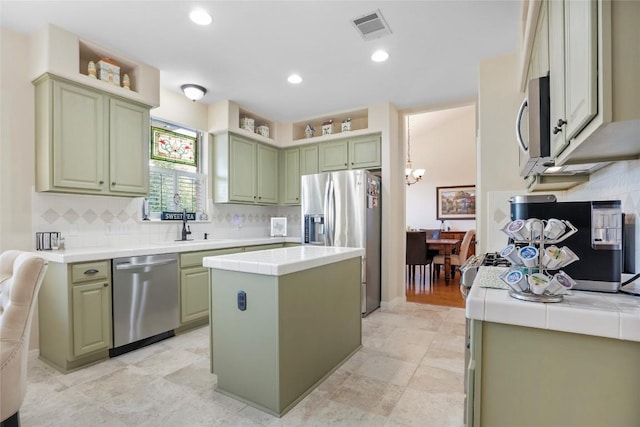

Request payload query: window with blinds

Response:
[147,120,206,217]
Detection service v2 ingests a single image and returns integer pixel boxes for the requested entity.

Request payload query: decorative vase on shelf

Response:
[341,118,352,132]
[305,124,315,138]
[87,61,97,78]
[322,120,334,135]
[122,74,130,90]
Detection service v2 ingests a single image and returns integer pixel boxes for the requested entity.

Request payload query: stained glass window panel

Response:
[151,127,197,166]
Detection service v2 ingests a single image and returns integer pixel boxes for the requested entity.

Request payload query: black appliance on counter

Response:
[509,195,623,292]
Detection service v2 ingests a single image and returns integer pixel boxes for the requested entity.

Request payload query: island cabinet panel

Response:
[210,257,362,416]
[471,320,640,427]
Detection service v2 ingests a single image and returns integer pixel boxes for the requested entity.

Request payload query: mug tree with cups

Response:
[499,217,579,302]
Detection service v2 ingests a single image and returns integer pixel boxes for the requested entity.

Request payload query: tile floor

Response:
[22,302,466,426]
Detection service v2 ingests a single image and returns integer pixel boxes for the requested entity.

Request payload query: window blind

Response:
[148,166,205,213]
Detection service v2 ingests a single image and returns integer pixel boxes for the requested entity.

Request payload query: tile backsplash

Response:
[485,159,639,272]
[32,190,301,249]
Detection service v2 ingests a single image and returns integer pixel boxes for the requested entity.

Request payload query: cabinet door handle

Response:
[258,196,262,200]
[111,181,116,186]
[99,180,104,185]
[556,118,567,127]
[344,163,348,166]
[253,196,257,199]
[84,269,99,275]
[103,283,108,287]
[552,126,562,135]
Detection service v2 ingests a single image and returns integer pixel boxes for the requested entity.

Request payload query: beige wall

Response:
[0,28,36,251]
[405,104,477,232]
[476,54,528,253]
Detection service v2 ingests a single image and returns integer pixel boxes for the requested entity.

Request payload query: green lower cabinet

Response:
[38,260,112,372]
[243,243,285,252]
[180,267,210,324]
[470,320,640,427]
[72,281,111,357]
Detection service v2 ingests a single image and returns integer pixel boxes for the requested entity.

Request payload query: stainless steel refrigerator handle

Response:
[323,178,332,245]
[516,97,529,153]
[115,258,178,270]
[327,179,336,246]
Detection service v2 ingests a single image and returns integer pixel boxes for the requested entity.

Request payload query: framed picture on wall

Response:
[436,185,476,220]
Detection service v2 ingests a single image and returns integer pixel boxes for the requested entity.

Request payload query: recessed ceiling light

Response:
[288,74,303,84]
[371,49,389,62]
[190,9,212,26]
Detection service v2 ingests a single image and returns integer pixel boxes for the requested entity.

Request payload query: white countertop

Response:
[35,237,301,263]
[203,245,365,276]
[466,266,640,342]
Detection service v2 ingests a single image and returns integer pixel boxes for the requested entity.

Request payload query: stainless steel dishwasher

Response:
[110,253,180,357]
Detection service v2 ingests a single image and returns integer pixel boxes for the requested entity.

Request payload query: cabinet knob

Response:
[103,283,108,287]
[344,163,348,166]
[556,118,567,127]
[253,196,257,199]
[258,196,262,200]
[351,162,354,165]
[99,180,104,185]
[552,126,562,135]
[111,181,116,186]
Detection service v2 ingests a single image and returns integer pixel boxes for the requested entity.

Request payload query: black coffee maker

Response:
[509,195,622,292]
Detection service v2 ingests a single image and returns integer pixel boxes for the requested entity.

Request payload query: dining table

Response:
[426,238,462,283]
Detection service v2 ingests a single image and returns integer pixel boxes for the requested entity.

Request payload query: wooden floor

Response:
[405,265,465,308]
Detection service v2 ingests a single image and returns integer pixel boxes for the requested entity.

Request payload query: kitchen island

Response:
[465,270,640,427]
[203,245,364,416]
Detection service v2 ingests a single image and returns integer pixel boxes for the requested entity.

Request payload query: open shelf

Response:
[79,41,139,92]
[292,108,368,142]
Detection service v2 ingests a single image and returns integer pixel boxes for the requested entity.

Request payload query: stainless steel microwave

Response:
[516,75,551,177]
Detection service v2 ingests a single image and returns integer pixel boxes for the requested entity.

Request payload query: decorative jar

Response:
[256,124,270,138]
[240,117,255,133]
[322,120,334,135]
[97,58,120,86]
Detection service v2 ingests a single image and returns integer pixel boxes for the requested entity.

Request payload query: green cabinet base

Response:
[210,257,362,416]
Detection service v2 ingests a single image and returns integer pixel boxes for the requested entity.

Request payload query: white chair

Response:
[433,229,476,281]
[1,251,48,427]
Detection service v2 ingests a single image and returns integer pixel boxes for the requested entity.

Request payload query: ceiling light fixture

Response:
[189,9,212,26]
[405,115,425,186]
[371,49,389,62]
[287,74,303,84]
[181,84,207,102]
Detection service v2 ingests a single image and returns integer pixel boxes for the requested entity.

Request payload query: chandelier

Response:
[405,115,425,186]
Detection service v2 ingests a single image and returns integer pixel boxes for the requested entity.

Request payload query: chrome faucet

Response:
[181,208,192,241]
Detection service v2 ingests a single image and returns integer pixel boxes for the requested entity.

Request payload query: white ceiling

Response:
[1,0,522,122]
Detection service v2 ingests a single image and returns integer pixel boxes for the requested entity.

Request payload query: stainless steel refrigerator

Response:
[301,169,381,316]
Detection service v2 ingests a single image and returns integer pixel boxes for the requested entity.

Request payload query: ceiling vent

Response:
[352,10,392,41]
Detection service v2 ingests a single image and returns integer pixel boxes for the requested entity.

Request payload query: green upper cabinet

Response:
[349,134,381,169]
[109,98,150,194]
[229,134,257,202]
[281,147,301,205]
[213,132,278,205]
[34,74,150,197]
[318,134,381,172]
[256,143,279,204]
[300,145,319,176]
[319,140,349,171]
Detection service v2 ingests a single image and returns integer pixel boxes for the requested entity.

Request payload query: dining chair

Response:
[406,231,433,285]
[1,251,49,427]
[433,229,476,281]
